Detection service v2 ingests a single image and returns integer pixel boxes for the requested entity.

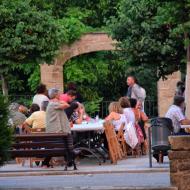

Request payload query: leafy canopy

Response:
[109,0,186,79]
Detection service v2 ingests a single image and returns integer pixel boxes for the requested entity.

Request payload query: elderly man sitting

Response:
[165,96,190,135]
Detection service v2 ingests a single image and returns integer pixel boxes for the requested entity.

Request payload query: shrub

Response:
[0,95,12,166]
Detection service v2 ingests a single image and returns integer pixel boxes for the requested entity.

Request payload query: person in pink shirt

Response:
[59,90,77,103]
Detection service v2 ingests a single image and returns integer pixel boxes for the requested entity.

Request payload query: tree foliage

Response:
[0,95,12,166]
[109,0,186,79]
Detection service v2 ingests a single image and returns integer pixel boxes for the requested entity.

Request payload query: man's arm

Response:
[180,119,190,125]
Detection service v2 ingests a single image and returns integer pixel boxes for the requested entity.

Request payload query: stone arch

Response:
[40,32,117,91]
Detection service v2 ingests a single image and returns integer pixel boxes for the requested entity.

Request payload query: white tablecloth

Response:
[71,120,104,132]
[181,125,190,128]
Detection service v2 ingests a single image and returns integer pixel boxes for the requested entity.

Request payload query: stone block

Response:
[158,71,181,116]
[178,160,190,171]
[181,173,190,190]
[169,150,190,160]
[169,136,190,150]
[170,173,181,187]
[170,160,178,173]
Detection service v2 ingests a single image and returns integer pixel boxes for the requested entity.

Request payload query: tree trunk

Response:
[0,74,8,96]
[185,44,190,117]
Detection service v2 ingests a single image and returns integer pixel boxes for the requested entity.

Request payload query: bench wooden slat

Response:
[9,149,67,157]
[12,142,72,149]
[13,133,68,141]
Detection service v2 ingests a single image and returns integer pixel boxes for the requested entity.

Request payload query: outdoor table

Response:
[71,120,104,132]
[181,125,190,128]
[71,120,107,165]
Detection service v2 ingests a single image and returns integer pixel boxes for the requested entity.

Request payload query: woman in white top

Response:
[105,102,127,131]
[33,84,49,110]
[119,97,135,124]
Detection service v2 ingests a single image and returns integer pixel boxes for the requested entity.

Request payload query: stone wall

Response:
[157,71,181,116]
[40,64,63,92]
[169,136,190,190]
[40,32,116,92]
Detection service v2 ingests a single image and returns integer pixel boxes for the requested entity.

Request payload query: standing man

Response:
[126,76,146,110]
[59,90,77,103]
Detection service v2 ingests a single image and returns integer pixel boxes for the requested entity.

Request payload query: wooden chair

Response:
[104,121,123,164]
[117,123,128,158]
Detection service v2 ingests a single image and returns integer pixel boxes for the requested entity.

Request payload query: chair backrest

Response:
[104,121,123,163]
[151,117,173,148]
[117,122,125,141]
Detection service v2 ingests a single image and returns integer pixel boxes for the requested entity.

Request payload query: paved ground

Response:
[0,156,169,176]
[0,156,172,189]
[0,172,171,189]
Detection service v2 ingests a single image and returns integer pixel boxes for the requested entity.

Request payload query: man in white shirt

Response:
[126,76,146,111]
[165,96,190,135]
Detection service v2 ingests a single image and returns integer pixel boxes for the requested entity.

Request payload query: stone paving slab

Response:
[0,173,172,189]
[0,156,169,177]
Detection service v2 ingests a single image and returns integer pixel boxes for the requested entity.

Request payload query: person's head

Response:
[176,81,184,87]
[176,81,185,94]
[9,102,20,112]
[48,88,60,99]
[30,104,40,114]
[129,98,137,108]
[41,101,49,111]
[119,97,131,108]
[36,84,47,94]
[127,76,138,87]
[66,90,77,102]
[67,82,77,91]
[108,102,123,114]
[173,96,185,108]
[18,105,28,114]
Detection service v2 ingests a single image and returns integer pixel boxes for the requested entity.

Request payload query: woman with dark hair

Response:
[130,98,149,154]
[32,84,49,110]
[119,97,135,124]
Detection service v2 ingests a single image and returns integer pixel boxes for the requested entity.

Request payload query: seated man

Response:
[22,101,49,132]
[8,103,27,134]
[165,96,190,135]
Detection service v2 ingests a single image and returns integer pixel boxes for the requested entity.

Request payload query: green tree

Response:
[0,0,64,95]
[154,0,190,116]
[109,0,185,79]
[0,95,12,166]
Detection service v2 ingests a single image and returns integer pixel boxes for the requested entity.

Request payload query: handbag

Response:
[124,122,138,149]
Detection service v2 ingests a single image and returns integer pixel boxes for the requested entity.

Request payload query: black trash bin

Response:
[148,117,173,167]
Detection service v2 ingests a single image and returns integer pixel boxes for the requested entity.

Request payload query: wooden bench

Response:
[9,133,77,170]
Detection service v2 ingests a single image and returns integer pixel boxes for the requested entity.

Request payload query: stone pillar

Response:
[185,61,190,117]
[40,64,63,92]
[169,136,190,190]
[157,71,181,116]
